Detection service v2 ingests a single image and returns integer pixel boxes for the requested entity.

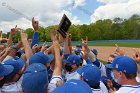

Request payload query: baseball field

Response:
[87,42,140,63]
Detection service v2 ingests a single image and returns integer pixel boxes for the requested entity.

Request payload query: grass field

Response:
[73,42,140,48]
[88,42,140,48]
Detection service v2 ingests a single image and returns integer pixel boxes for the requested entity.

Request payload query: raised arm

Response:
[21,32,32,67]
[0,48,6,57]
[31,17,39,48]
[0,47,10,62]
[68,34,72,54]
[52,40,62,76]
[82,37,96,62]
[7,25,17,45]
[64,34,71,54]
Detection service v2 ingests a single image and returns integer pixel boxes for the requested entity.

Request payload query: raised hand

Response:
[58,34,64,43]
[81,36,90,53]
[32,17,39,31]
[7,25,17,45]
[82,36,88,48]
[114,45,125,56]
[41,44,48,52]
[50,30,57,41]
[10,25,17,36]
[65,33,71,43]
[20,32,28,42]
[32,44,39,54]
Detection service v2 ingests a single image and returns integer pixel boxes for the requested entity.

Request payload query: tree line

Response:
[2,14,140,43]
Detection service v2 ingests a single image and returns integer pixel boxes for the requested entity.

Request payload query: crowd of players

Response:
[0,18,140,93]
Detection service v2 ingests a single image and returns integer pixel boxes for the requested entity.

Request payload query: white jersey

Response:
[115,83,140,93]
[92,81,108,93]
[99,62,107,77]
[48,76,63,92]
[1,82,22,93]
[65,71,81,81]
[1,76,23,93]
[2,56,14,63]
[82,59,87,66]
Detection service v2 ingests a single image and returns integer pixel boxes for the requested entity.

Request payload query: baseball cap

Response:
[2,58,25,73]
[110,56,137,74]
[29,52,54,65]
[74,48,81,54]
[91,48,98,55]
[63,54,70,59]
[51,79,92,93]
[77,64,101,85]
[22,63,48,93]
[0,63,14,77]
[62,54,82,65]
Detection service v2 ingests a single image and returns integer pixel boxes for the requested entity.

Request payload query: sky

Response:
[0,0,140,33]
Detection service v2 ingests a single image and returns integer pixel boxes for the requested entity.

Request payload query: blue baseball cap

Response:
[2,58,26,73]
[77,64,101,85]
[22,63,48,93]
[74,48,81,54]
[91,48,98,55]
[110,56,137,74]
[63,54,70,59]
[51,79,92,93]
[29,52,54,65]
[0,63,14,77]
[62,54,82,65]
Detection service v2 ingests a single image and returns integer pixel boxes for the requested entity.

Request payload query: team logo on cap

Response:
[73,60,76,63]
[116,64,119,68]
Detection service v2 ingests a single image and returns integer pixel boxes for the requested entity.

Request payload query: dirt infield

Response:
[89,46,140,62]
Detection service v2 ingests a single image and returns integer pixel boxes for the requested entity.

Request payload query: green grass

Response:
[88,42,140,48]
[99,59,107,65]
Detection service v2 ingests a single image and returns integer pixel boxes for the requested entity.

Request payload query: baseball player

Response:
[0,32,32,93]
[109,56,140,93]
[82,37,107,77]
[77,64,108,93]
[48,41,64,92]
[0,63,14,91]
[62,54,82,81]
